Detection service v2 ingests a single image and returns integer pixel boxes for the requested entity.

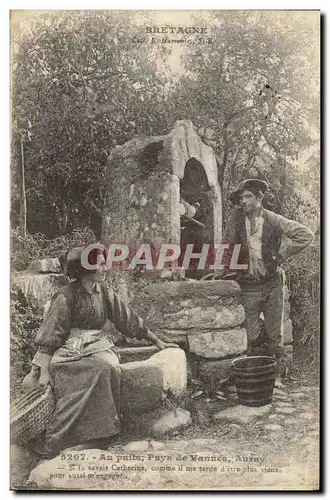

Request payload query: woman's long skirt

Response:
[43,348,121,457]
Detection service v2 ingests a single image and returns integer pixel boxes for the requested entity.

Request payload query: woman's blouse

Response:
[35,280,150,355]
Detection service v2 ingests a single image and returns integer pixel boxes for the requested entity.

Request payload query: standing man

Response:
[213,179,314,387]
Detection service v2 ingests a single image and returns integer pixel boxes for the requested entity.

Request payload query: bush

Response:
[285,239,320,372]
[42,227,97,257]
[10,291,42,398]
[10,228,48,271]
[11,227,97,271]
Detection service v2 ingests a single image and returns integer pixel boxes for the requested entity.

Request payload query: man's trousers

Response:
[239,268,286,359]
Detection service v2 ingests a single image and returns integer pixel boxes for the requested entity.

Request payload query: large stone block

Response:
[147,295,239,317]
[144,280,241,301]
[158,330,188,348]
[132,293,241,334]
[11,272,69,309]
[28,258,62,274]
[120,348,187,413]
[188,328,247,359]
[178,296,238,308]
[163,304,245,330]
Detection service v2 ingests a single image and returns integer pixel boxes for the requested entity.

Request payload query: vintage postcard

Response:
[10,10,320,491]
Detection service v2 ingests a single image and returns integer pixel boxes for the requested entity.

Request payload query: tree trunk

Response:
[19,137,27,240]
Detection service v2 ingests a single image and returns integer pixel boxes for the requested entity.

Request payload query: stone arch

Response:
[166,120,219,188]
[179,156,222,243]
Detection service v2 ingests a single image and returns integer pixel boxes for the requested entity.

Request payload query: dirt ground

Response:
[21,373,319,492]
[110,379,320,490]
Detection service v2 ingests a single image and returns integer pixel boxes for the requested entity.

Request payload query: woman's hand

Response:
[153,338,179,351]
[22,368,39,392]
[23,366,52,391]
[145,330,179,351]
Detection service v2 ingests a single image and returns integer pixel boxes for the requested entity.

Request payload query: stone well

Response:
[129,278,248,385]
[98,119,249,381]
[11,119,293,401]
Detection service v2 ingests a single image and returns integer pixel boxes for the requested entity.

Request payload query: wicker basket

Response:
[10,386,55,445]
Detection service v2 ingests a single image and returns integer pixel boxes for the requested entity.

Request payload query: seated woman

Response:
[23,246,177,458]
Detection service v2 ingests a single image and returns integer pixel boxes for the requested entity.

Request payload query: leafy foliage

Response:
[11,227,97,271]
[10,228,48,271]
[11,11,319,236]
[11,11,169,238]
[166,12,319,225]
[10,293,42,397]
[285,239,320,369]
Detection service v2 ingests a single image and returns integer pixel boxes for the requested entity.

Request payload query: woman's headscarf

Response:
[60,246,107,279]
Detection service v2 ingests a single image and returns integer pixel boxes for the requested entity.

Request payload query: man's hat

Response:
[229,178,268,205]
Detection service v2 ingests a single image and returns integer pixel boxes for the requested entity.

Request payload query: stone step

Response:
[213,403,272,424]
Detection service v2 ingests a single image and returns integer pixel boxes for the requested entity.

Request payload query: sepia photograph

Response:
[9,9,320,491]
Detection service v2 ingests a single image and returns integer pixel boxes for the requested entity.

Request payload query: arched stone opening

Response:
[178,158,222,277]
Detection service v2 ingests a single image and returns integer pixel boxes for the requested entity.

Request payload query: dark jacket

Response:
[221,208,314,280]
